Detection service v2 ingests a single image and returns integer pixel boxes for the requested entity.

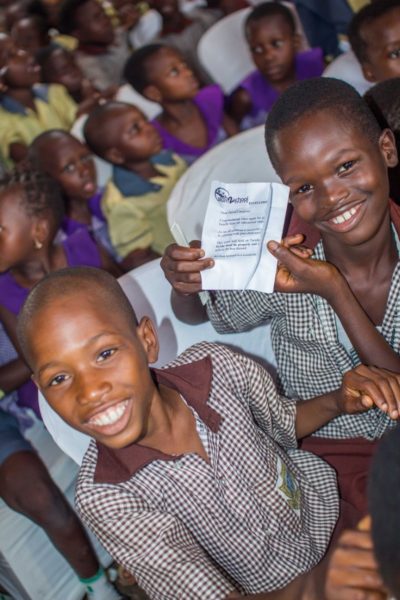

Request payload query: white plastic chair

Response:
[115,84,161,119]
[39,258,275,466]
[323,50,372,96]
[167,124,281,242]
[197,3,309,93]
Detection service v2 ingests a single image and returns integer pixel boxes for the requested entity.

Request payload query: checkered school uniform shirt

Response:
[206,241,400,441]
[76,342,338,600]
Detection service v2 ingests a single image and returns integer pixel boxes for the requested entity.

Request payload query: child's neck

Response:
[11,242,66,289]
[264,65,297,94]
[323,211,396,280]
[6,87,36,110]
[120,158,159,179]
[159,98,197,125]
[162,12,191,34]
[138,383,209,462]
[67,197,92,225]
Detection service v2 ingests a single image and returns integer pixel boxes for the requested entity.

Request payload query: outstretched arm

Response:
[268,239,400,372]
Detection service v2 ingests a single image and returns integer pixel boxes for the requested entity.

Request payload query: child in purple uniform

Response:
[230,2,324,129]
[28,130,120,262]
[0,169,120,417]
[124,44,238,164]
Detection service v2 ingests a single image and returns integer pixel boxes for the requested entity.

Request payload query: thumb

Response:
[267,241,307,270]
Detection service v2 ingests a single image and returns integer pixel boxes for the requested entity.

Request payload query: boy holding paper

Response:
[16,267,400,599]
[161,77,400,521]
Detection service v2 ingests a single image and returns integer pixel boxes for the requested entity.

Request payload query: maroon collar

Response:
[94,355,221,484]
[287,199,400,248]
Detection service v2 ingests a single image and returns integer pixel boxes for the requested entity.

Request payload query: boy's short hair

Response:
[0,168,64,232]
[245,1,296,39]
[348,0,400,64]
[17,267,139,366]
[58,0,91,34]
[368,426,400,598]
[365,78,400,142]
[124,44,166,94]
[265,78,382,169]
[83,101,129,159]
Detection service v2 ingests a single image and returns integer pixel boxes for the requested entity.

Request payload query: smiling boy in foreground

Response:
[16,267,400,599]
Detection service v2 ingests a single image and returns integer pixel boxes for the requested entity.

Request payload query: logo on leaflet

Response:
[214,186,248,204]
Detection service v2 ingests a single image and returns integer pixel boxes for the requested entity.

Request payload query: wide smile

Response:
[324,201,365,233]
[85,398,131,436]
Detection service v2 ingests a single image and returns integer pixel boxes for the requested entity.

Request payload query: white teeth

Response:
[89,400,128,427]
[331,206,358,225]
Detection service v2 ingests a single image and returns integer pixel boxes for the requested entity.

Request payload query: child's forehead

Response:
[247,13,293,37]
[362,7,400,48]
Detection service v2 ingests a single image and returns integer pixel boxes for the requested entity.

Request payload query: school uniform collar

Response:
[0,84,49,115]
[94,355,221,484]
[112,151,176,197]
[287,199,400,248]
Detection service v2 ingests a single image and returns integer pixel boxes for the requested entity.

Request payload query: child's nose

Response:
[320,179,349,206]
[76,373,111,406]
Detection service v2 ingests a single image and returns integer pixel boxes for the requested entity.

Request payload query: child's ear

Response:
[361,62,376,83]
[293,33,301,52]
[104,146,124,165]
[32,217,50,249]
[136,316,159,364]
[379,128,399,168]
[142,84,162,104]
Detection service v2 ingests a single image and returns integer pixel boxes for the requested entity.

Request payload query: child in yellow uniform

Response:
[0,34,77,163]
[84,101,186,270]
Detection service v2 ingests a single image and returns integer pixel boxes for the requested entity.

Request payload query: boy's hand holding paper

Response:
[200,181,289,293]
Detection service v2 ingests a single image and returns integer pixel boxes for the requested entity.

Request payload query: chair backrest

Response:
[197,3,309,93]
[115,84,162,119]
[39,259,275,465]
[323,51,372,96]
[167,124,281,242]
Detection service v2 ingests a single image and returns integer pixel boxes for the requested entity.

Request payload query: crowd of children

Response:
[1,0,400,599]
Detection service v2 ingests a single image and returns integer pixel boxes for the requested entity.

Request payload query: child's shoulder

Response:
[296,47,325,79]
[164,341,251,382]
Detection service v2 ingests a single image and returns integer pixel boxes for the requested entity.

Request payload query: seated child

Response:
[364,76,400,204]
[37,45,116,116]
[151,0,218,83]
[0,34,77,164]
[349,0,400,84]
[0,168,120,418]
[17,267,400,598]
[161,77,400,521]
[0,411,121,600]
[83,101,186,270]
[229,2,324,129]
[28,130,118,261]
[124,44,238,165]
[57,0,131,91]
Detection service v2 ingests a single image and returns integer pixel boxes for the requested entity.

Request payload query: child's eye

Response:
[169,67,179,76]
[97,348,117,362]
[49,373,68,387]
[388,48,400,59]
[338,160,355,174]
[62,163,75,173]
[130,123,140,134]
[295,183,313,195]
[82,154,93,163]
[271,39,284,48]
[251,45,263,55]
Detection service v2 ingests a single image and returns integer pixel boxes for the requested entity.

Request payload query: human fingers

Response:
[163,243,211,264]
[368,366,400,419]
[343,370,394,416]
[280,233,306,247]
[268,241,310,273]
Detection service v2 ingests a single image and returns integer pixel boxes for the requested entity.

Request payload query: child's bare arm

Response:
[97,244,124,277]
[120,247,161,271]
[222,112,239,137]
[229,88,253,125]
[268,240,400,372]
[0,305,31,392]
